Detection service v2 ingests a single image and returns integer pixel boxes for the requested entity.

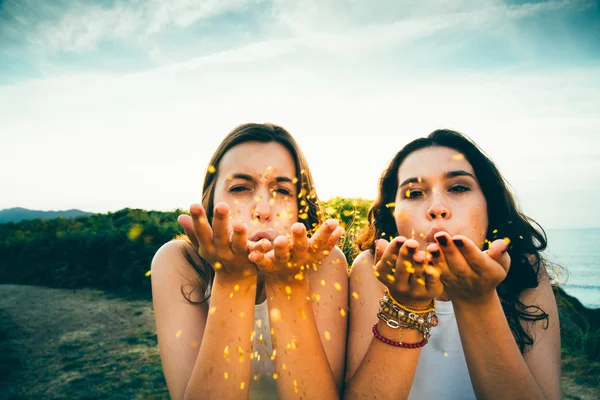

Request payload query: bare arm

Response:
[434,233,561,400]
[454,272,561,400]
[344,238,443,400]
[152,203,264,399]
[252,221,348,399]
[152,241,258,400]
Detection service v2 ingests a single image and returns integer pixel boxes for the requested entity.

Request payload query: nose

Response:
[252,193,271,221]
[427,195,450,220]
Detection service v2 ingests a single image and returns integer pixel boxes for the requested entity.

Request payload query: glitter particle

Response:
[175,329,182,338]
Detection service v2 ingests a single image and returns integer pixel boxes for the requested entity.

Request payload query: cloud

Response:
[1,0,261,53]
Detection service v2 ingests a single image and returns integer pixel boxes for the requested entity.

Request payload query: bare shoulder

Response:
[307,245,349,283]
[151,240,207,303]
[349,249,375,278]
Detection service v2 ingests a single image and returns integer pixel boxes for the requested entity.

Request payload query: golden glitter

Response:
[273,373,279,380]
[299,309,306,319]
[223,346,229,357]
[352,292,359,299]
[175,329,182,338]
[285,286,292,295]
[208,165,216,173]
[325,331,331,340]
[386,274,395,283]
[503,237,511,245]
[270,308,282,322]
[271,350,277,360]
[417,278,425,286]
[229,293,234,298]
[240,382,245,390]
[256,319,262,328]
[493,229,498,234]
[234,284,240,292]
[405,189,411,198]
[145,270,152,277]
[299,213,308,219]
[340,308,346,317]
[294,273,304,281]
[385,202,396,208]
[321,279,327,286]
[334,282,342,291]
[214,261,222,270]
[283,363,287,370]
[451,154,465,161]
[239,312,245,318]
[209,306,217,314]
[191,341,198,348]
[224,372,229,379]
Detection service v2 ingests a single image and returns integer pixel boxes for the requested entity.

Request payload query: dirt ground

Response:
[0,284,598,399]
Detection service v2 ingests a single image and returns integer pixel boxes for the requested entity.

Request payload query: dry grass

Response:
[0,284,168,400]
[1,284,598,399]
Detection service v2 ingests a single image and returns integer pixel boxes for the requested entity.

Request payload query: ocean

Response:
[545,228,600,309]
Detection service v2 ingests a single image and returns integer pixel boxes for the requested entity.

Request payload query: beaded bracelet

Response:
[372,324,427,348]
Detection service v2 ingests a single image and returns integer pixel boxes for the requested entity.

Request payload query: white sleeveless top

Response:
[408,300,476,400]
[249,300,278,399]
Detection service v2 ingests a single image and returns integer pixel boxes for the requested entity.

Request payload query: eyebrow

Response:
[399,170,476,187]
[229,173,294,184]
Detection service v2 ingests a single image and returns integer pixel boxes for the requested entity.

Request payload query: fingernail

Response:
[406,245,416,254]
[430,250,440,259]
[452,238,464,248]
[436,235,448,246]
[395,240,404,250]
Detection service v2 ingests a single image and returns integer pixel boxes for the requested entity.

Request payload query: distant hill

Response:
[0,207,93,224]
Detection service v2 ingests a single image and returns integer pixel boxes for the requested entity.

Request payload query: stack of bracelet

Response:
[376,288,438,344]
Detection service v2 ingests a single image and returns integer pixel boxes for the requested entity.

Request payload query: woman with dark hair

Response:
[151,123,348,399]
[344,129,560,399]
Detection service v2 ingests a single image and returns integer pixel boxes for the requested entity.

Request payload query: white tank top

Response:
[249,300,278,399]
[408,300,476,399]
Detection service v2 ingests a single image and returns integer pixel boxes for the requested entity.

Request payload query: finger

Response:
[249,249,273,269]
[273,235,291,265]
[486,238,511,274]
[374,238,390,264]
[230,222,249,254]
[249,238,272,253]
[290,222,309,263]
[409,250,427,289]
[211,202,231,252]
[190,204,214,256]
[375,237,405,284]
[435,232,469,277]
[177,214,199,250]
[323,226,345,253]
[308,219,338,254]
[424,265,442,293]
[394,239,417,289]
[426,242,453,280]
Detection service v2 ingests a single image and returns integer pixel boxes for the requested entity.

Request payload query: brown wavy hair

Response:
[356,129,550,353]
[178,122,323,303]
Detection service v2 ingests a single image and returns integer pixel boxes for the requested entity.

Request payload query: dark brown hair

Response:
[357,129,550,353]
[179,122,323,302]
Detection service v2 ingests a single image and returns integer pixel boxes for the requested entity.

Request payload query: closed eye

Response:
[230,185,251,193]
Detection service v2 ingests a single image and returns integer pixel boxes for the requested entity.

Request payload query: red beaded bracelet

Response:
[372,324,427,348]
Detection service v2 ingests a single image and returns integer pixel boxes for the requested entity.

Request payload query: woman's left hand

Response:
[249,219,345,282]
[432,232,511,304]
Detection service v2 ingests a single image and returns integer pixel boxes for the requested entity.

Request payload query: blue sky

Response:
[0,0,599,229]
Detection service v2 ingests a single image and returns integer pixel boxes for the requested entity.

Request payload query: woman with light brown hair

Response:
[151,123,348,399]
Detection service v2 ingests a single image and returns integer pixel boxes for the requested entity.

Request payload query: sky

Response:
[0,0,599,229]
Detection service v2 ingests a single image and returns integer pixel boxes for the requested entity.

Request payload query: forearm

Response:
[344,320,423,400]
[184,274,257,399]
[453,292,545,400]
[265,279,339,400]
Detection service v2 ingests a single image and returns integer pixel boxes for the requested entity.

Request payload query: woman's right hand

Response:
[177,202,269,280]
[374,237,443,308]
